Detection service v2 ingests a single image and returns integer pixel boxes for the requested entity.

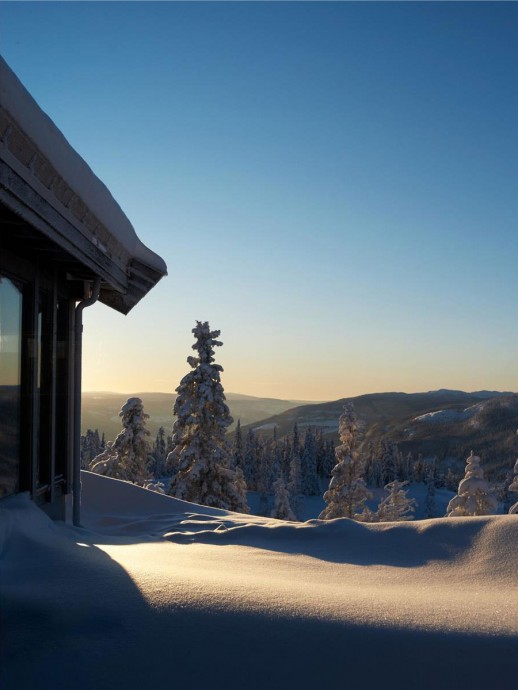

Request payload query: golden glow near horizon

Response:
[80,251,518,401]
[82,304,518,400]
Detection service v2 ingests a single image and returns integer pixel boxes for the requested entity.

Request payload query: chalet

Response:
[0,57,167,522]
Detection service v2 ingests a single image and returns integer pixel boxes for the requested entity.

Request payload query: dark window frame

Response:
[0,244,74,506]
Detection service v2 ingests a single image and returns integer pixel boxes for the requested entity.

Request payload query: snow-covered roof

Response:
[0,56,166,313]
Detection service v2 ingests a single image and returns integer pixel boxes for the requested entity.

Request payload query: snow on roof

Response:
[0,56,166,276]
[1,472,517,688]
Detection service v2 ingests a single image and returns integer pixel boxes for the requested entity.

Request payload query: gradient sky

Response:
[2,2,518,400]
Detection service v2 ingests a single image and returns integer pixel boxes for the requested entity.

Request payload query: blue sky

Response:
[2,2,518,399]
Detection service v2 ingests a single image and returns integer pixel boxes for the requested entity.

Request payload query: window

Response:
[0,238,75,507]
[0,275,23,498]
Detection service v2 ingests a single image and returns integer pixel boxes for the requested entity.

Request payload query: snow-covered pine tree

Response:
[424,461,436,519]
[365,451,384,488]
[508,459,518,514]
[446,451,498,517]
[80,428,103,469]
[300,427,320,496]
[164,435,178,477]
[315,427,326,478]
[231,419,244,471]
[323,439,337,478]
[280,437,291,478]
[90,398,151,484]
[292,422,300,460]
[288,424,302,489]
[271,477,296,521]
[382,441,398,484]
[377,480,416,522]
[269,426,282,482]
[79,433,87,469]
[394,445,406,481]
[243,428,261,491]
[257,440,273,516]
[150,426,167,477]
[235,466,248,508]
[167,321,248,513]
[412,453,426,483]
[319,403,371,520]
[402,452,413,482]
[288,424,302,516]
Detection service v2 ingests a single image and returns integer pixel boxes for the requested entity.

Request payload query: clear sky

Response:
[2,2,518,401]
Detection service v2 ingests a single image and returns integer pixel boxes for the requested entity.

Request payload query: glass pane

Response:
[0,275,22,498]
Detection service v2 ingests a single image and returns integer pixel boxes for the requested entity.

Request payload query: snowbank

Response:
[1,473,517,690]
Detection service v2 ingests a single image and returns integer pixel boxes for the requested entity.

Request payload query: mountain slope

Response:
[243,390,511,437]
[242,390,518,476]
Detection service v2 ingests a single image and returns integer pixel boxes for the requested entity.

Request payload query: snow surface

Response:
[1,472,517,690]
[0,57,166,275]
[414,408,474,425]
[251,422,278,431]
[412,401,492,426]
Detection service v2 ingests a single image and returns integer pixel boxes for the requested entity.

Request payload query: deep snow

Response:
[1,472,517,690]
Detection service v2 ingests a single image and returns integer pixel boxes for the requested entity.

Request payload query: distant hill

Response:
[240,389,518,478]
[82,388,518,478]
[81,391,315,440]
[387,394,518,478]
[241,390,511,437]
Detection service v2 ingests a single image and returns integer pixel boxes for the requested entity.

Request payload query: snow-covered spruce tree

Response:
[271,476,296,521]
[424,462,436,519]
[231,419,244,471]
[319,403,371,520]
[268,426,282,480]
[323,439,337,478]
[446,451,498,517]
[80,428,103,469]
[402,452,413,482]
[167,321,248,513]
[508,459,518,514]
[381,441,398,484]
[377,480,416,522]
[300,427,321,496]
[150,426,167,477]
[288,424,302,517]
[365,451,384,488]
[315,428,326,478]
[90,397,151,484]
[412,453,426,483]
[235,466,248,508]
[243,428,260,490]
[257,445,273,516]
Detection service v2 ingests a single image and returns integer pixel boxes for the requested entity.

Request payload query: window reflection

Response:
[0,275,22,498]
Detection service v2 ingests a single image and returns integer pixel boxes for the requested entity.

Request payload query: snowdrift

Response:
[1,472,517,690]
